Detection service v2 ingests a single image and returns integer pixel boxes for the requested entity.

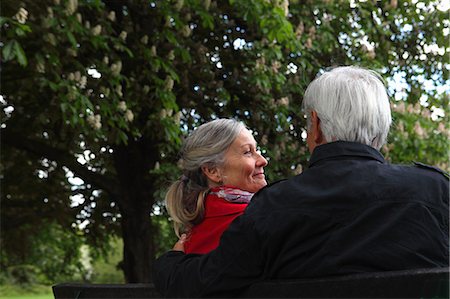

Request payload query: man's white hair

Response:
[302,66,392,150]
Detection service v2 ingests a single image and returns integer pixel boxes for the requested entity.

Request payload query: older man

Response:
[153,66,449,298]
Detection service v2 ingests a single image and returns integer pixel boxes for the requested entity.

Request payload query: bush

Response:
[90,237,124,283]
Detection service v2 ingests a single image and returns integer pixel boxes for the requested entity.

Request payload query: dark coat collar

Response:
[308,141,385,168]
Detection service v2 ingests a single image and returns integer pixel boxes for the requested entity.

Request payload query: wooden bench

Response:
[53,267,449,298]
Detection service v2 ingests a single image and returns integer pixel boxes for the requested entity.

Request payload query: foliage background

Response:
[1,0,448,285]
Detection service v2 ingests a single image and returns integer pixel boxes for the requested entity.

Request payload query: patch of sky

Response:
[87,68,101,78]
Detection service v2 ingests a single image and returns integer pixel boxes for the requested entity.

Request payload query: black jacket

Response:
[153,141,449,298]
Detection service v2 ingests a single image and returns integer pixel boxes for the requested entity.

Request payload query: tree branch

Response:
[2,128,120,196]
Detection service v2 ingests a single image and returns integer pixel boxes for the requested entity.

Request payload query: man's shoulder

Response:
[247,179,291,211]
[254,179,288,196]
[412,162,449,179]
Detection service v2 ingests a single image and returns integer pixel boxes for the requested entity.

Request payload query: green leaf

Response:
[15,27,26,36]
[165,31,178,45]
[13,41,28,66]
[60,103,67,113]
[48,81,59,91]
[123,46,134,58]
[66,31,77,48]
[0,17,8,27]
[117,130,129,145]
[2,40,15,61]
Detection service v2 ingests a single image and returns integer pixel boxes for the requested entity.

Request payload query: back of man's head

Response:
[302,66,392,150]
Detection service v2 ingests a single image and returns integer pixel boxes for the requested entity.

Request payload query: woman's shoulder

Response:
[204,192,249,217]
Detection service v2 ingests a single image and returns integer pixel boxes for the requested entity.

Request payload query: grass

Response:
[0,294,53,299]
[0,284,53,299]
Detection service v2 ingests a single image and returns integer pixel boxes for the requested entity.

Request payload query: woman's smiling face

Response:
[219,128,268,193]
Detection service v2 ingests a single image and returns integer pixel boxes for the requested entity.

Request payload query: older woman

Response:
[165,118,268,254]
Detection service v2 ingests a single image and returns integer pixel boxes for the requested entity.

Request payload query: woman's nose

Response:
[257,152,268,167]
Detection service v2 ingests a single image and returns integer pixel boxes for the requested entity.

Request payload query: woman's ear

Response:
[201,165,222,185]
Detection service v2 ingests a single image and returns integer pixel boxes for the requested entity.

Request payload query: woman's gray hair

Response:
[165,118,246,237]
[302,66,392,150]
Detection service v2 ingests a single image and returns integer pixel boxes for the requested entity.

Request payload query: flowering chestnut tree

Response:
[2,0,448,282]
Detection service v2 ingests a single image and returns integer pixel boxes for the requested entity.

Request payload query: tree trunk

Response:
[120,203,154,283]
[112,139,158,283]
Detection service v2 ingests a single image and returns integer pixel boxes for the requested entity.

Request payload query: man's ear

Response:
[311,110,324,145]
[201,165,222,184]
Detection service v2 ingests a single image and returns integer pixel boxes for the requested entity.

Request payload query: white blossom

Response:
[103,56,109,65]
[437,163,449,172]
[87,114,102,130]
[14,7,28,24]
[74,71,81,81]
[100,86,110,97]
[92,25,102,36]
[119,31,127,41]
[293,164,303,175]
[261,135,268,145]
[421,108,431,119]
[255,57,266,70]
[305,37,313,49]
[117,101,127,112]
[140,35,149,45]
[165,77,174,91]
[295,21,304,38]
[174,111,181,124]
[143,85,150,94]
[437,123,447,134]
[110,61,122,76]
[175,0,184,11]
[407,103,421,114]
[76,13,82,23]
[181,25,192,37]
[397,121,404,133]
[36,62,45,73]
[390,0,398,9]
[46,33,57,46]
[203,0,211,10]
[414,121,426,138]
[78,76,87,89]
[280,0,289,17]
[67,86,77,101]
[414,103,422,114]
[108,11,116,22]
[150,45,157,57]
[271,61,281,73]
[66,0,78,15]
[47,7,54,19]
[124,109,134,122]
[394,101,406,113]
[154,161,160,170]
[168,50,175,60]
[164,16,172,27]
[80,76,87,89]
[277,97,289,106]
[67,48,77,57]
[115,85,123,97]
